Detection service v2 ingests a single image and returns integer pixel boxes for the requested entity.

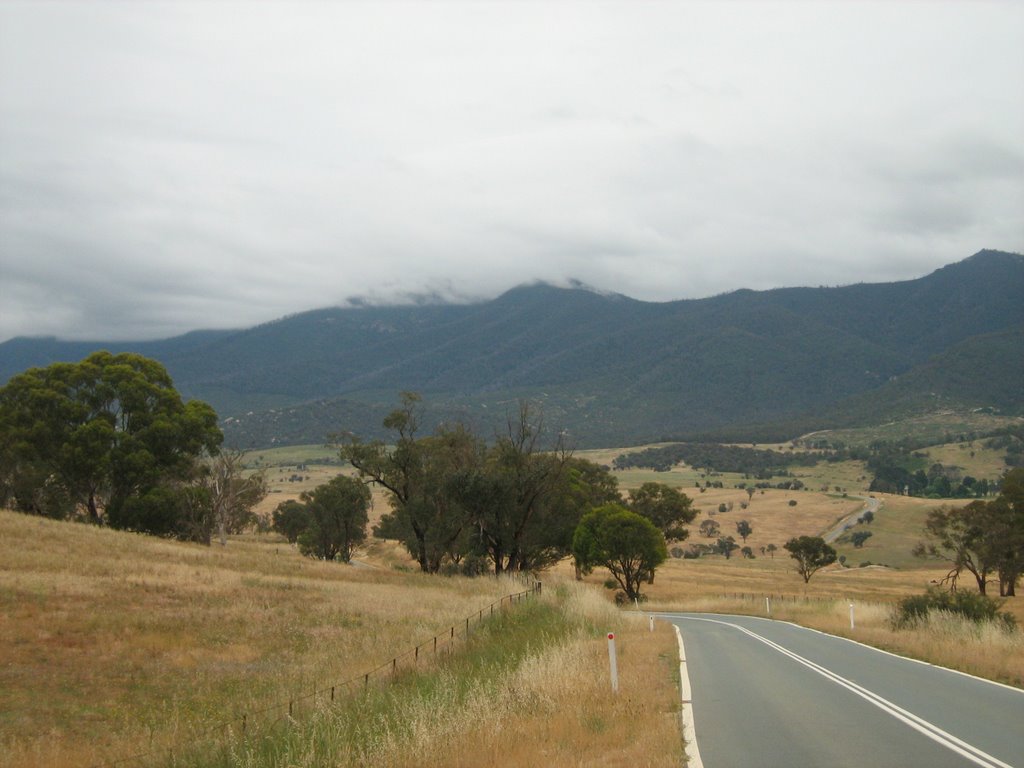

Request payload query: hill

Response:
[1,250,1022,447]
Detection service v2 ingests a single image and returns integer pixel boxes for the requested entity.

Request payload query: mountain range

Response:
[2,249,1022,448]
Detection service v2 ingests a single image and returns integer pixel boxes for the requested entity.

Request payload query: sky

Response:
[1,1,1022,342]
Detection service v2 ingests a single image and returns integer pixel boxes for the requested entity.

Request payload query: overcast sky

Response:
[1,1,1022,342]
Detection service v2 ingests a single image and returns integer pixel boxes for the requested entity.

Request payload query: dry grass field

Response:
[0,511,681,768]
[5,434,1017,766]
[243,448,391,529]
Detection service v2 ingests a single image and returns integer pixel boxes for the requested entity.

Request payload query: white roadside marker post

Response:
[766,596,771,615]
[607,632,619,693]
[849,602,855,630]
[649,615,655,633]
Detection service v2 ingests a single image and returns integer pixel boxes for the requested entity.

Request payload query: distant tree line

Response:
[301,393,698,601]
[0,352,266,544]
[613,442,823,477]
[865,442,993,498]
[984,427,1024,468]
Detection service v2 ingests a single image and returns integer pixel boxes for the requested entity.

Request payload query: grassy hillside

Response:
[800,411,1024,450]
[2,423,1019,765]
[0,511,679,768]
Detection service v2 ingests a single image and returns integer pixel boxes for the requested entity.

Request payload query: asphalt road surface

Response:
[663,613,1023,768]
[823,496,882,543]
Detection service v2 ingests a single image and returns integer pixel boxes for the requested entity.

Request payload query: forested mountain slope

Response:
[2,250,1021,447]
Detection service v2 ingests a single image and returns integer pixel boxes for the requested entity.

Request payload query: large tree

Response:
[914,502,995,594]
[627,482,695,583]
[473,403,571,573]
[995,469,1024,596]
[296,474,371,562]
[916,470,1024,596]
[573,504,667,602]
[628,482,696,540]
[0,351,221,536]
[203,449,268,546]
[784,536,837,583]
[340,393,479,573]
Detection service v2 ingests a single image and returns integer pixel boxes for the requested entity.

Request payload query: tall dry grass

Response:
[0,511,536,768]
[177,579,682,768]
[1,512,686,768]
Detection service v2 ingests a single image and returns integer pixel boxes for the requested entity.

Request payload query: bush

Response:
[615,590,647,605]
[891,587,1017,630]
[788,500,798,507]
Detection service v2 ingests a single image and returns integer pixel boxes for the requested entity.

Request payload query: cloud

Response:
[1,1,1022,341]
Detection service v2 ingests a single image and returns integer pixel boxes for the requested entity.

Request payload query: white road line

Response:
[655,610,1024,695]
[681,616,1015,768]
[674,624,704,768]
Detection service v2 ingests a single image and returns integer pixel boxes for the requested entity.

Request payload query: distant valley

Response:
[1,249,1021,448]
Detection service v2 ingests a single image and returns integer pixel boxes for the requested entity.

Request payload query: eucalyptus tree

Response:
[0,351,221,537]
[573,503,667,602]
[340,393,480,573]
[628,482,696,541]
[627,482,695,583]
[784,536,837,583]
[451,402,574,574]
[297,474,371,562]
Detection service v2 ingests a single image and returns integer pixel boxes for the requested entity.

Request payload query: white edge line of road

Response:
[655,611,1024,696]
[673,624,704,768]
[684,615,1015,768]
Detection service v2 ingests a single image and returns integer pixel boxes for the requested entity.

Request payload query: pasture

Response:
[3,433,1017,765]
[0,511,680,768]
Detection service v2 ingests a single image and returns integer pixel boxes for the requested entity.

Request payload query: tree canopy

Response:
[572,504,667,602]
[627,482,696,541]
[296,474,371,562]
[783,536,837,583]
[0,351,223,540]
[340,395,615,575]
[914,468,1024,596]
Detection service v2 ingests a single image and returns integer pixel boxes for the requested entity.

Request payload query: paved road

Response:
[823,496,881,543]
[663,613,1023,768]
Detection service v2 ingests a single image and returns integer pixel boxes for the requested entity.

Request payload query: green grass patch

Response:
[163,599,577,768]
[242,444,344,469]
[832,496,971,569]
[808,411,1022,450]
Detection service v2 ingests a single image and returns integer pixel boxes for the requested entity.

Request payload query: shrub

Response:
[891,587,1017,630]
[614,590,647,605]
[788,500,798,507]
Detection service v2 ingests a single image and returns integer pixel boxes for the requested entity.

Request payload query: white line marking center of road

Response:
[680,616,1014,768]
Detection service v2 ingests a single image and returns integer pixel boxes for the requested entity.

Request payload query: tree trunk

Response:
[1000,572,1017,597]
[416,539,429,572]
[87,493,101,523]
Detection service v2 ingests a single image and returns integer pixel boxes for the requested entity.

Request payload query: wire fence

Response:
[94,581,542,768]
